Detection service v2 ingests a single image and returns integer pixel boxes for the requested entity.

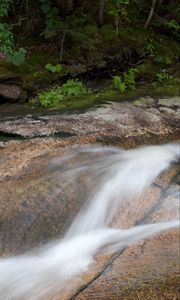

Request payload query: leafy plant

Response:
[38,87,63,108]
[155,71,169,82]
[0,0,12,17]
[38,79,91,108]
[154,56,173,65]
[113,68,138,93]
[38,0,62,38]
[109,0,129,36]
[165,20,180,32]
[61,79,90,97]
[145,38,156,55]
[0,23,14,54]
[113,75,126,92]
[124,68,139,89]
[45,63,62,73]
[7,48,27,66]
[0,0,26,65]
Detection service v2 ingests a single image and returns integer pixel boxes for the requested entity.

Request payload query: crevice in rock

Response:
[68,167,179,299]
[69,249,125,300]
[0,130,76,142]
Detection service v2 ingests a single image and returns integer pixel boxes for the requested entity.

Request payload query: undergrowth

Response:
[38,79,92,108]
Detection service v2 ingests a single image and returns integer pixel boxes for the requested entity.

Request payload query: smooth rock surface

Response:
[0,95,179,299]
[0,96,179,139]
[0,139,179,299]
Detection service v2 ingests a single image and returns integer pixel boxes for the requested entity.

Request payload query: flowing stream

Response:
[0,143,179,300]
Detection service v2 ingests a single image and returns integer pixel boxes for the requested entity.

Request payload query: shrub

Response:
[38,87,63,108]
[7,48,27,66]
[113,75,126,93]
[0,23,14,54]
[113,68,138,93]
[124,68,138,89]
[144,39,156,55]
[155,71,169,82]
[38,79,91,108]
[61,79,90,97]
[154,56,173,65]
[45,63,62,73]
[0,0,26,65]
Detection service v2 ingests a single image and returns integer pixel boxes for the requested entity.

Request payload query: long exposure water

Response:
[0,143,179,299]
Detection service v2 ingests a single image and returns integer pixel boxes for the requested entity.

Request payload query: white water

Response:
[0,143,179,300]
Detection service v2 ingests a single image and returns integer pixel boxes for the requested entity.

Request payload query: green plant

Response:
[109,0,129,36]
[38,87,63,108]
[38,79,91,108]
[145,38,156,55]
[0,1,13,55]
[0,0,12,17]
[155,71,169,82]
[0,23,14,54]
[165,20,180,31]
[0,0,26,65]
[154,56,173,65]
[113,75,126,92]
[7,48,27,66]
[45,63,62,73]
[61,79,90,97]
[38,0,62,38]
[124,68,138,89]
[113,68,138,93]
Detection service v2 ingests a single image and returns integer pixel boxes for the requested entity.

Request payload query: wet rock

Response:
[0,83,26,102]
[0,96,179,139]
[158,97,180,108]
[133,96,155,107]
[159,107,175,114]
[75,231,179,300]
[0,93,179,299]
[61,166,179,300]
[0,139,179,299]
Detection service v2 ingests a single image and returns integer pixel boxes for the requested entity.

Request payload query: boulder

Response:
[0,83,26,102]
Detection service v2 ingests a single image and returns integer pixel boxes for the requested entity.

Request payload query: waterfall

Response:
[0,143,179,299]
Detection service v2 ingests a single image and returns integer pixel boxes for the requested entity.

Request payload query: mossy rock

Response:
[0,61,20,81]
[133,96,155,107]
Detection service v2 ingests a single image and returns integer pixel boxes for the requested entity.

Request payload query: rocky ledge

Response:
[0,95,179,300]
[0,96,179,144]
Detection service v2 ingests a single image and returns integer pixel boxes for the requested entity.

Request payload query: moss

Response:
[0,61,20,80]
[83,25,98,37]
[30,91,97,112]
[30,82,179,113]
[152,81,180,96]
[99,24,116,42]
[16,51,61,84]
[0,50,63,93]
[96,79,180,105]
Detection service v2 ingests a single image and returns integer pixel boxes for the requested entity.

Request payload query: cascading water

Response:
[0,143,179,300]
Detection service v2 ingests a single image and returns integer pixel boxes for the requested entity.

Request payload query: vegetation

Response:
[0,0,179,108]
[155,71,169,82]
[113,68,139,93]
[45,63,62,73]
[38,79,92,108]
